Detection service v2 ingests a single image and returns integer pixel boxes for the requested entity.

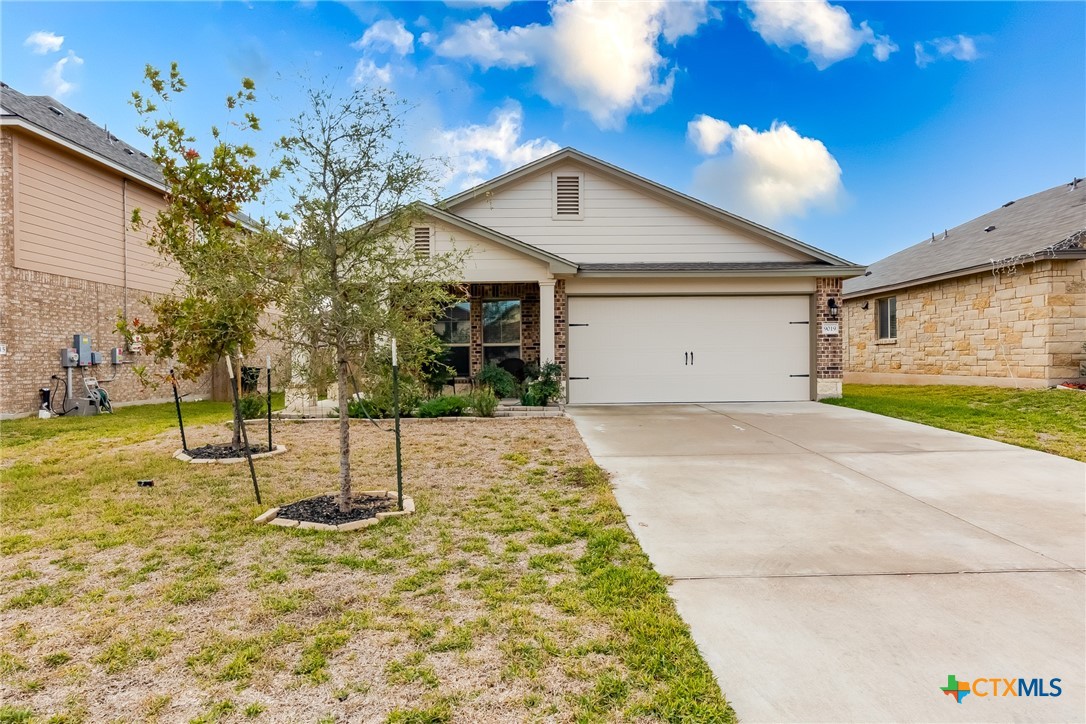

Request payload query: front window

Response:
[483,299,521,366]
[434,302,471,376]
[877,297,897,339]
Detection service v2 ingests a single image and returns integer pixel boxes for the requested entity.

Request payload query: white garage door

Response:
[567,296,812,404]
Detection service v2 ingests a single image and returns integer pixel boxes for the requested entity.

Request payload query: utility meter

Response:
[60,348,79,367]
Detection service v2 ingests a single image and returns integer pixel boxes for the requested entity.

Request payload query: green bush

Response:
[349,375,423,418]
[237,393,266,419]
[474,364,517,398]
[520,361,563,406]
[417,395,469,418]
[467,388,499,417]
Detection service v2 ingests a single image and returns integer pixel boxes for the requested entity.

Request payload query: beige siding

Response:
[452,162,809,264]
[124,183,178,294]
[14,135,125,284]
[430,220,552,282]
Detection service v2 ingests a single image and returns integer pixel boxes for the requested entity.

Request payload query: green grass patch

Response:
[824,384,1086,461]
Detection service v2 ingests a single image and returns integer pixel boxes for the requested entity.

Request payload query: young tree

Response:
[277,84,463,512]
[121,63,281,447]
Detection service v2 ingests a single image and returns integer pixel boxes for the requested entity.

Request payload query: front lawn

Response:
[824,384,1086,461]
[0,402,732,722]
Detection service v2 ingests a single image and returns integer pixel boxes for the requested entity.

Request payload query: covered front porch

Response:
[435,281,565,381]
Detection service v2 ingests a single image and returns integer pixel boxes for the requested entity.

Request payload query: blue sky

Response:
[3,1,1083,263]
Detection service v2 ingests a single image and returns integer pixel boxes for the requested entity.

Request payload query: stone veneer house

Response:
[415,148,863,403]
[843,181,1086,387]
[0,83,276,418]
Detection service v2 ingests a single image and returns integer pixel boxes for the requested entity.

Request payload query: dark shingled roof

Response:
[0,81,162,186]
[578,262,838,273]
[844,181,1086,297]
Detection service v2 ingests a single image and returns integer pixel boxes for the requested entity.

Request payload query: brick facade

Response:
[465,283,541,376]
[554,279,567,369]
[844,258,1086,387]
[814,277,844,398]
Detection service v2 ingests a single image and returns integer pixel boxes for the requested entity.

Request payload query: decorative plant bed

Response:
[254,490,415,531]
[174,443,288,464]
[1056,383,1086,391]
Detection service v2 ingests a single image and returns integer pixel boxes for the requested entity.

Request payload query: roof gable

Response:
[444,147,858,268]
[844,181,1086,297]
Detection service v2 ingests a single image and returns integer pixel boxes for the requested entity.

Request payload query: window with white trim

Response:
[877,297,897,339]
[413,226,432,258]
[552,172,583,220]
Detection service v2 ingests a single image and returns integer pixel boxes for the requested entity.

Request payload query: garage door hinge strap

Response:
[568,323,589,327]
[789,374,810,378]
[569,376,590,380]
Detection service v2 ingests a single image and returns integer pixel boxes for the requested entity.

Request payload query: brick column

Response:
[538,280,555,364]
[554,280,567,370]
[815,277,844,398]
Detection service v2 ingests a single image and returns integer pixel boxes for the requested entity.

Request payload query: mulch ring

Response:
[1056,383,1086,391]
[185,443,272,459]
[277,493,397,525]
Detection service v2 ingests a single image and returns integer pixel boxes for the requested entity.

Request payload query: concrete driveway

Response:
[569,403,1085,723]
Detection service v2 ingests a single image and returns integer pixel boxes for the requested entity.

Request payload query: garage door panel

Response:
[568,296,810,403]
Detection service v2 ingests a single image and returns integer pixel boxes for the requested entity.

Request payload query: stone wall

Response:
[844,258,1086,386]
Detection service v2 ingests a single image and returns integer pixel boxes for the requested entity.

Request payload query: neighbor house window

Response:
[483,299,521,365]
[877,297,897,339]
[434,302,471,376]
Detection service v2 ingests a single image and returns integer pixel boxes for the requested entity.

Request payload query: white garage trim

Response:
[567,295,813,404]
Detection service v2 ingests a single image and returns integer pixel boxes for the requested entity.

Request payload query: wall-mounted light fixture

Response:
[860,300,869,311]
[827,297,839,319]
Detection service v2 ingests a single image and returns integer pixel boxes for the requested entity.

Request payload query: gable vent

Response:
[555,175,581,216]
[413,226,431,258]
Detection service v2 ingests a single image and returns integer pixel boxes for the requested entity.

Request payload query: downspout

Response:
[122,178,128,320]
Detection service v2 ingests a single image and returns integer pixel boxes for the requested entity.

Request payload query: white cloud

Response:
[914,34,980,68]
[24,30,64,54]
[429,1,716,130]
[43,50,82,98]
[687,114,734,155]
[430,14,541,69]
[745,0,896,69]
[352,19,414,56]
[351,58,392,86]
[689,116,843,222]
[437,101,559,190]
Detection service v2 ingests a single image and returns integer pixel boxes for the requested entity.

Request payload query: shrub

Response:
[474,364,517,398]
[350,375,423,418]
[237,393,266,419]
[520,361,563,406]
[417,395,469,418]
[468,388,499,417]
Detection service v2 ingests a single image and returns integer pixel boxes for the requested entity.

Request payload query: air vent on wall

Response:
[413,226,431,258]
[555,175,581,216]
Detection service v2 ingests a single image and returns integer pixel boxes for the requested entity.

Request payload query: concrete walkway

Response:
[569,403,1085,723]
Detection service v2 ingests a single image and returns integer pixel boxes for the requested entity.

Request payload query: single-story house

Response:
[414,148,864,403]
[842,181,1086,387]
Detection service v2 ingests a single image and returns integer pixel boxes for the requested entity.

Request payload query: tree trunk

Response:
[336,336,352,513]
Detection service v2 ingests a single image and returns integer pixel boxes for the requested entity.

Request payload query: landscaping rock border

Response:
[173,444,288,464]
[254,490,415,532]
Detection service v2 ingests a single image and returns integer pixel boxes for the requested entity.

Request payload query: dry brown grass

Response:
[1,410,733,723]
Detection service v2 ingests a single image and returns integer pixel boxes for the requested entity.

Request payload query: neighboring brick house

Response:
[0,83,276,418]
[843,181,1086,387]
[416,148,863,403]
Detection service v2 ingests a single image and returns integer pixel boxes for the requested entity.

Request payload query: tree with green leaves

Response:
[120,63,281,448]
[276,83,464,512]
